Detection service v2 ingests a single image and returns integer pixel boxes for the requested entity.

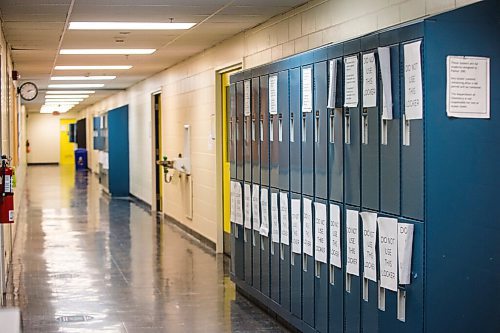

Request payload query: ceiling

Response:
[0,0,308,112]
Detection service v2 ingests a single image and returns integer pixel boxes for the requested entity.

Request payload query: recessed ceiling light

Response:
[49,84,105,88]
[46,90,95,94]
[45,95,89,99]
[60,49,156,55]
[69,22,195,30]
[51,76,116,81]
[54,66,132,70]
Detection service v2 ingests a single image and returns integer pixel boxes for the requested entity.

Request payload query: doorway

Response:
[153,93,162,212]
[60,119,76,165]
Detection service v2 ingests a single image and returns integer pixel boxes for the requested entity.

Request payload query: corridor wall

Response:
[230,1,500,332]
[78,0,478,248]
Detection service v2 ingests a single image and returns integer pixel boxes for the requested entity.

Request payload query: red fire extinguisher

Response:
[0,155,14,224]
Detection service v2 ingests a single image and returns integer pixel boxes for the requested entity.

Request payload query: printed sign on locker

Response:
[302,67,313,113]
[362,53,377,108]
[230,181,235,223]
[360,212,377,282]
[314,202,327,263]
[244,80,251,116]
[346,209,360,276]
[269,75,278,115]
[398,222,414,285]
[303,198,313,256]
[327,59,338,109]
[252,184,260,231]
[271,192,280,243]
[235,182,244,226]
[404,41,423,120]
[244,183,252,229]
[378,217,398,291]
[280,192,290,246]
[329,203,341,268]
[260,188,269,236]
[291,199,302,254]
[344,56,359,108]
[378,47,393,119]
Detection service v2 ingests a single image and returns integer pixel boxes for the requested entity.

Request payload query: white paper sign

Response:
[234,182,243,226]
[398,223,414,285]
[244,79,251,117]
[329,203,341,268]
[269,75,278,115]
[244,183,252,229]
[404,41,423,120]
[291,199,302,254]
[302,67,313,113]
[230,181,235,223]
[314,202,327,263]
[280,192,290,245]
[346,209,360,276]
[328,59,338,108]
[252,184,260,231]
[271,192,280,243]
[378,217,398,291]
[360,212,377,282]
[446,56,490,119]
[303,198,313,256]
[362,53,377,108]
[344,56,359,108]
[378,47,393,120]
[260,188,269,236]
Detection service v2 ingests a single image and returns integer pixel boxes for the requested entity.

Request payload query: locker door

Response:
[344,206,361,333]
[314,199,329,333]
[328,202,343,333]
[301,65,315,198]
[270,74,280,189]
[229,83,237,179]
[236,81,244,182]
[260,186,271,297]
[279,191,291,312]
[243,78,253,286]
[290,192,303,319]
[260,75,270,187]
[314,61,328,200]
[302,195,315,332]
[278,70,290,192]
[289,68,302,195]
[270,188,281,304]
[401,40,424,221]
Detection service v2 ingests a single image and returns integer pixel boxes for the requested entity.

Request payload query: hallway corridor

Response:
[6,166,287,333]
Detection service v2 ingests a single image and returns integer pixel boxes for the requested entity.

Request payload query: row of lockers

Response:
[228,26,423,222]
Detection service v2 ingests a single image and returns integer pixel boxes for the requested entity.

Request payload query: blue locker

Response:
[234,80,245,282]
[289,68,302,195]
[278,70,290,191]
[251,76,262,291]
[229,84,237,178]
[301,64,314,198]
[260,186,271,297]
[327,44,344,204]
[360,35,380,211]
[302,195,315,332]
[344,206,361,333]
[290,192,303,319]
[379,31,401,216]
[260,75,270,187]
[328,202,343,333]
[314,61,328,200]
[343,40,361,208]
[280,191,291,312]
[400,36,424,221]
[270,73,280,189]
[270,188,280,304]
[314,199,328,333]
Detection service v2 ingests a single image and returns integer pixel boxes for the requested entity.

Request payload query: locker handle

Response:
[290,114,295,143]
[278,115,283,142]
[378,281,386,311]
[229,120,233,140]
[271,242,275,255]
[251,118,256,142]
[270,118,274,142]
[315,111,320,143]
[260,117,264,142]
[302,114,307,142]
[303,255,308,272]
[345,272,352,293]
[252,230,256,246]
[329,265,335,285]
[381,119,388,145]
[329,111,335,143]
[234,226,239,239]
[244,118,248,141]
[315,261,321,278]
[362,108,368,145]
[403,114,411,146]
[397,288,406,322]
[280,243,285,260]
[363,277,369,301]
[344,109,351,144]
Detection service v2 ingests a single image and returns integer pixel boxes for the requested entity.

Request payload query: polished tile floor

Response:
[6,166,287,332]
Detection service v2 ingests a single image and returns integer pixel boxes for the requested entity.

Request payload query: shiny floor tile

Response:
[6,166,288,333]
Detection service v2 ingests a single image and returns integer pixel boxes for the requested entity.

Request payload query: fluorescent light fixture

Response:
[51,76,116,81]
[45,95,89,99]
[46,90,95,94]
[40,105,74,114]
[69,22,195,30]
[49,84,105,88]
[60,49,155,55]
[55,65,132,70]
[45,99,84,102]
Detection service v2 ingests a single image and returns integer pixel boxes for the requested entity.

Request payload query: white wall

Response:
[26,114,60,164]
[79,0,480,245]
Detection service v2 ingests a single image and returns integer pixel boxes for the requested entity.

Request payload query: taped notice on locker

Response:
[260,188,269,236]
[244,183,252,229]
[291,198,302,254]
[404,41,423,120]
[346,209,360,276]
[252,184,260,231]
[314,202,327,263]
[360,212,377,282]
[303,198,313,256]
[230,181,235,223]
[362,53,377,108]
[378,217,398,291]
[302,67,313,113]
[233,182,243,226]
[329,203,341,268]
[327,59,338,108]
[269,75,278,115]
[244,80,251,116]
[378,46,393,119]
[280,192,290,245]
[271,192,280,243]
[398,223,414,285]
[344,56,359,108]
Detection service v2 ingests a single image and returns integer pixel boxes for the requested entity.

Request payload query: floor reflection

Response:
[6,166,287,332]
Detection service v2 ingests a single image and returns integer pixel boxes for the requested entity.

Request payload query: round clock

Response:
[19,82,38,101]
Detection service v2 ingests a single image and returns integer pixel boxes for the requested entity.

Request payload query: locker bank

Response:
[230,1,500,332]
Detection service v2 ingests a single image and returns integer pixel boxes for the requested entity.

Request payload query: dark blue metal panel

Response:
[236,81,244,181]
[107,105,129,197]
[289,68,302,195]
[302,195,315,328]
[229,83,237,179]
[251,77,261,291]
[314,61,328,200]
[360,48,380,211]
[270,75,280,189]
[278,70,290,191]
[343,42,361,208]
[314,198,328,333]
[302,65,315,197]
[244,183,253,286]
[290,191,303,319]
[328,202,344,333]
[424,3,500,331]
[329,57,344,204]
[244,81,252,183]
[280,191,291,312]
[270,188,280,304]
[260,76,270,187]
[400,40,424,221]
[260,186,271,297]
[379,43,401,216]
[344,205,361,333]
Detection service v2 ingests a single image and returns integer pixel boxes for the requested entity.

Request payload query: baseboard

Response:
[163,213,216,251]
[27,162,59,166]
[129,193,152,210]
